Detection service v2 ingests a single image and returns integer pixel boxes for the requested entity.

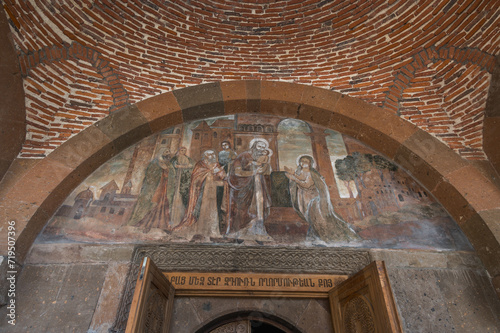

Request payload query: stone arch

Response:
[383,45,496,114]
[382,46,497,160]
[193,310,303,333]
[1,81,499,282]
[18,42,129,113]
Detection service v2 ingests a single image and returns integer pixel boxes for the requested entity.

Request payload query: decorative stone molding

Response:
[132,244,371,274]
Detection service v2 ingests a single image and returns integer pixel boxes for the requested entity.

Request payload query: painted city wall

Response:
[39,114,471,251]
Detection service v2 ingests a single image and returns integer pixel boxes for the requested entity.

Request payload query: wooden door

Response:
[125,257,175,333]
[328,261,403,333]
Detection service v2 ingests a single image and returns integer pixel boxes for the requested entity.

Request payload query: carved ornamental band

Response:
[132,244,370,274]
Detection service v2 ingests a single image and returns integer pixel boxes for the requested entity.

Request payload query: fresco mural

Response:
[38,114,472,251]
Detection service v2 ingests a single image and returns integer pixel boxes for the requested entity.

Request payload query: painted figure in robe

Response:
[226,139,272,241]
[218,140,237,226]
[218,141,237,173]
[167,147,194,226]
[285,155,359,243]
[174,150,227,240]
[129,149,172,232]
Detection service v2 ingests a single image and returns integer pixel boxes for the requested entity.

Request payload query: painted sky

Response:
[277,119,313,170]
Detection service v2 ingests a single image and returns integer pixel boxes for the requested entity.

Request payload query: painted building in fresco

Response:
[45,114,470,251]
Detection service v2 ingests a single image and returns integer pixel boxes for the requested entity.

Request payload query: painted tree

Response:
[335,156,356,198]
[373,155,398,182]
[352,152,373,189]
[335,153,398,199]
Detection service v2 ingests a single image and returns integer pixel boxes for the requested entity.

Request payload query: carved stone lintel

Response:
[132,244,371,274]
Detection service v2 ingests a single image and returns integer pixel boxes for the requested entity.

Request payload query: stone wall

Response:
[1,243,499,332]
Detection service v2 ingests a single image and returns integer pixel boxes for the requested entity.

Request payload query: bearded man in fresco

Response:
[226,139,272,241]
[174,150,226,241]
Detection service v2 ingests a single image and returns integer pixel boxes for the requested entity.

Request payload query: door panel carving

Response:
[125,257,175,333]
[329,261,402,333]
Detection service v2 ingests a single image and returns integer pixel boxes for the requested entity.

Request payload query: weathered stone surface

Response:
[301,85,342,112]
[328,112,364,139]
[219,80,249,115]
[0,264,107,332]
[295,299,333,333]
[246,80,261,114]
[431,179,476,225]
[137,92,184,133]
[460,211,500,276]
[388,267,500,333]
[94,104,152,153]
[436,270,500,333]
[369,249,482,270]
[260,81,305,105]
[26,243,135,264]
[297,104,333,127]
[3,242,500,332]
[171,297,203,332]
[88,263,131,333]
[446,165,500,212]
[388,267,455,332]
[393,146,444,194]
[190,297,247,324]
[260,99,301,118]
[356,126,404,161]
[173,82,225,122]
[47,125,113,171]
[402,130,469,180]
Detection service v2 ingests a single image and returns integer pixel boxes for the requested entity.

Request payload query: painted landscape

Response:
[38,114,472,251]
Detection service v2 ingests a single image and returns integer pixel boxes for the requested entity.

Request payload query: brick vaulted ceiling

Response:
[2,0,499,160]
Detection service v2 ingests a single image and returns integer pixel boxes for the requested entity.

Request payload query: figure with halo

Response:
[226,138,273,241]
[284,154,359,243]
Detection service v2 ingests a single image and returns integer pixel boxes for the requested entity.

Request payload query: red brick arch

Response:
[18,42,129,112]
[1,81,499,280]
[383,46,496,159]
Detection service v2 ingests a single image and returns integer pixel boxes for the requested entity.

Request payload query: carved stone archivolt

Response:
[110,244,370,332]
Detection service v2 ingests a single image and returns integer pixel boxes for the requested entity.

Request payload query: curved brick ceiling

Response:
[3,0,499,159]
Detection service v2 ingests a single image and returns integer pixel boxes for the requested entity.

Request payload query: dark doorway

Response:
[195,310,302,333]
[251,320,286,333]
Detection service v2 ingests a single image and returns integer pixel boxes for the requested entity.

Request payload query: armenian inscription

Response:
[163,272,347,297]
